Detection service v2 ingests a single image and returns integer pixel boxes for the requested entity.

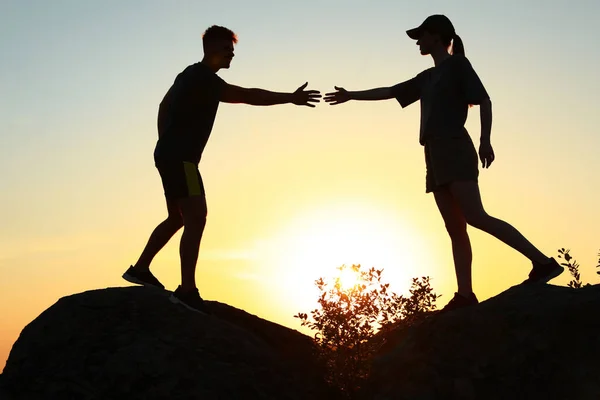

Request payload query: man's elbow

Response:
[221,84,247,104]
[235,88,261,104]
[224,93,245,104]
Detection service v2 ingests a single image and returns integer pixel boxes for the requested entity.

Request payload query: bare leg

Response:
[134,199,183,271]
[434,187,474,297]
[177,195,207,292]
[448,181,550,265]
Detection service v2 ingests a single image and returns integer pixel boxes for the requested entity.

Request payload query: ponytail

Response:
[452,34,465,56]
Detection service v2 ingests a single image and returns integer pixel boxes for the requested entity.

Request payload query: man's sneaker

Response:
[170,286,211,315]
[522,257,564,285]
[439,292,479,313]
[122,266,165,290]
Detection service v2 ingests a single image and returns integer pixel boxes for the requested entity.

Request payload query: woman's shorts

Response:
[424,135,479,193]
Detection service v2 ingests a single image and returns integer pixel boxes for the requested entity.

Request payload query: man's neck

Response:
[200,58,220,73]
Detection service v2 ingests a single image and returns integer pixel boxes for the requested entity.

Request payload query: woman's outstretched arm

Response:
[324,86,394,105]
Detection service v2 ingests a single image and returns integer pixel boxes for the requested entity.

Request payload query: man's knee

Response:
[183,214,206,230]
[166,214,184,230]
[181,204,207,230]
[178,196,207,226]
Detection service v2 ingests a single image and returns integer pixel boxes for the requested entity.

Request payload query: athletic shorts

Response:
[155,161,206,201]
[424,135,479,193]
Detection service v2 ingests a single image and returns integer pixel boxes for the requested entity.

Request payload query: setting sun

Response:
[337,266,360,291]
[264,202,429,313]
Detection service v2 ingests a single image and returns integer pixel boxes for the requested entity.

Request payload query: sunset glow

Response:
[337,266,361,291]
[2,1,600,372]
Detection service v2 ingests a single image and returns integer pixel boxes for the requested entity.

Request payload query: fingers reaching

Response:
[305,89,321,107]
[294,83,321,107]
[323,86,349,105]
[292,84,351,107]
[324,86,345,97]
[304,94,321,107]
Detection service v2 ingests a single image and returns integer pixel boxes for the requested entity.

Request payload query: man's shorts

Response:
[155,161,206,201]
[424,135,479,193]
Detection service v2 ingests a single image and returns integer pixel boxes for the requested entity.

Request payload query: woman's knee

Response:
[445,220,468,238]
[464,210,490,228]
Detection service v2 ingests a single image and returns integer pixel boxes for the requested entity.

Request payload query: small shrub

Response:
[557,248,600,287]
[295,264,439,398]
[384,276,439,327]
[558,248,583,288]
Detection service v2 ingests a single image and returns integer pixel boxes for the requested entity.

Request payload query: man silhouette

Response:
[123,25,321,313]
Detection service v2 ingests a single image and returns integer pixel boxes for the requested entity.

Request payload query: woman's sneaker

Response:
[122,266,165,290]
[440,292,479,313]
[522,258,564,285]
[170,286,211,315]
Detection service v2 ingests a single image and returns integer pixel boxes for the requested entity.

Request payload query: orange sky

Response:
[2,1,600,371]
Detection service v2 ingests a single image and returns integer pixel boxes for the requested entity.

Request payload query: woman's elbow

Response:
[480,98,492,108]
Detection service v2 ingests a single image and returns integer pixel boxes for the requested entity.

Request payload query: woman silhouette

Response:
[324,14,563,312]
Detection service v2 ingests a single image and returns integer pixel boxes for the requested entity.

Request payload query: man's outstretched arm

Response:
[323,86,394,105]
[221,82,321,107]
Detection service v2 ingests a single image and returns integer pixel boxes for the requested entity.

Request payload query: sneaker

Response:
[122,265,165,290]
[170,286,211,315]
[522,257,564,285]
[439,292,479,313]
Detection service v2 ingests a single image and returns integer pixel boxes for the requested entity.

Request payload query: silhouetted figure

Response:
[324,15,563,312]
[123,25,321,314]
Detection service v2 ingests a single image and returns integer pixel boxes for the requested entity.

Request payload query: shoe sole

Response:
[439,301,479,314]
[542,265,565,283]
[122,273,164,290]
[523,265,565,285]
[169,294,208,315]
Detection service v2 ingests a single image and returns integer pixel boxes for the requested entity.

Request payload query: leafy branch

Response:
[558,248,583,288]
[557,248,600,288]
[295,264,438,398]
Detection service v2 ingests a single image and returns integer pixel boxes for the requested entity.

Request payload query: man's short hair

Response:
[202,25,237,51]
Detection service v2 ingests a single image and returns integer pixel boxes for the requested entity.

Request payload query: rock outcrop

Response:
[2,283,599,400]
[0,287,331,400]
[362,284,600,400]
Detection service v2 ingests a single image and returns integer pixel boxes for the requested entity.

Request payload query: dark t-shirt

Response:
[391,55,489,145]
[154,62,226,164]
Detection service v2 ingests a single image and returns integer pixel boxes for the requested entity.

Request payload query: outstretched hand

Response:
[292,82,321,107]
[324,86,351,105]
[479,141,495,168]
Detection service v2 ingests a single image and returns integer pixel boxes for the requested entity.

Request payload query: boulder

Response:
[0,287,331,400]
[362,284,600,400]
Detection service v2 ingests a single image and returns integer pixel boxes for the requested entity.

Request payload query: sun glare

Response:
[270,203,427,310]
[337,266,360,291]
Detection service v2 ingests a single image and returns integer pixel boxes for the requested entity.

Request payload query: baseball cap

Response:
[406,14,456,40]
